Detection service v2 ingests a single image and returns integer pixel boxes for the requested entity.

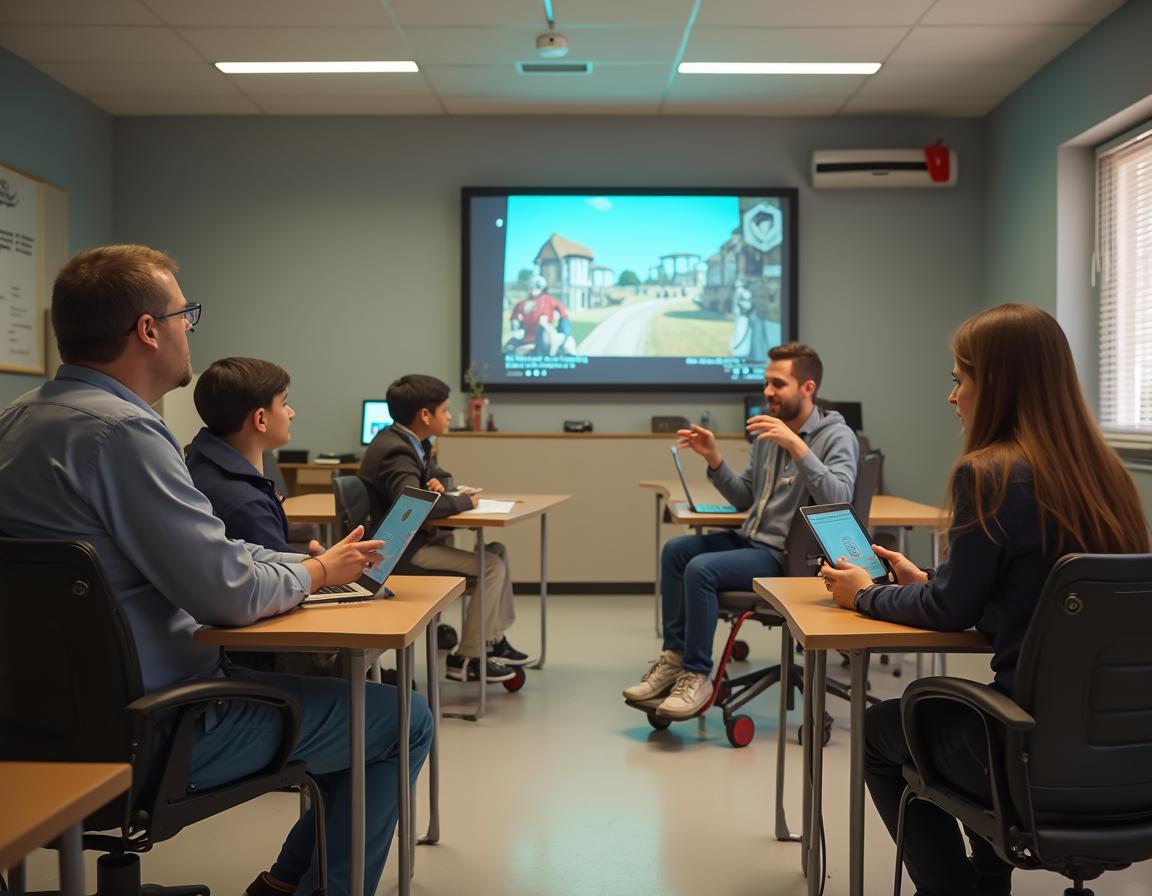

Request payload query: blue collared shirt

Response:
[0,365,310,692]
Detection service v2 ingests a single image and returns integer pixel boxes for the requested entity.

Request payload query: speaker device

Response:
[650,415,689,434]
[563,420,594,433]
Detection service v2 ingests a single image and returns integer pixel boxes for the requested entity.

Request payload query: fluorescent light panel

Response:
[678,62,881,75]
[216,61,418,74]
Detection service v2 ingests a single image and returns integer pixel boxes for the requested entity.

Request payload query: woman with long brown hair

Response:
[824,303,1149,896]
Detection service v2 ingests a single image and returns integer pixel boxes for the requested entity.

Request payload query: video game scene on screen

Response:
[499,194,785,359]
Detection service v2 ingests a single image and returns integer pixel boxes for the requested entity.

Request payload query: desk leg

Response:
[849,649,870,896]
[444,528,486,721]
[530,513,548,669]
[806,650,828,896]
[397,644,413,891]
[421,613,441,845]
[9,860,26,896]
[801,649,814,874]
[58,823,84,896]
[347,649,367,896]
[775,626,800,842]
[654,493,663,636]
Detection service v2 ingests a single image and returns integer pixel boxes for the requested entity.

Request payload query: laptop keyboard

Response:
[314,584,361,594]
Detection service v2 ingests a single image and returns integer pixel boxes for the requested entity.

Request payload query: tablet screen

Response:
[803,506,888,581]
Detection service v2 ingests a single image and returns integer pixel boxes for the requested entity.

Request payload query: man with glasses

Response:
[0,245,431,896]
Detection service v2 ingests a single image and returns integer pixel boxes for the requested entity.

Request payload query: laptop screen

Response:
[362,486,439,584]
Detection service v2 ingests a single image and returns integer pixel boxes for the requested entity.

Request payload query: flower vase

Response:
[469,397,485,432]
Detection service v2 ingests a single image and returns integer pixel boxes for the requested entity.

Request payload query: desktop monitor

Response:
[360,400,393,445]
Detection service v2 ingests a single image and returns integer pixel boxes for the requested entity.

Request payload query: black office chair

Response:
[708,450,883,747]
[894,553,1152,896]
[333,476,461,654]
[0,538,327,896]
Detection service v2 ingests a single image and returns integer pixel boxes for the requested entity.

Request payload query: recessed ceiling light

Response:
[678,62,881,75]
[215,61,419,74]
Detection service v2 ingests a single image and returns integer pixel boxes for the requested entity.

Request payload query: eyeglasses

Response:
[128,303,202,333]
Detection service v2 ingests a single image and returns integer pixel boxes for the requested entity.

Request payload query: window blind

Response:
[1097,126,1152,435]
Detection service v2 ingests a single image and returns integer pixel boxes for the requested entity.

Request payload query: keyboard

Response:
[314,584,361,595]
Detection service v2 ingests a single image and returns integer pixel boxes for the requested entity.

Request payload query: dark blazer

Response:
[357,426,472,556]
[186,428,291,552]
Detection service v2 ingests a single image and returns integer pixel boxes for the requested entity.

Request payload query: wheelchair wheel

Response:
[647,712,672,731]
[797,711,833,746]
[731,639,750,661]
[726,714,755,748]
[502,666,527,692]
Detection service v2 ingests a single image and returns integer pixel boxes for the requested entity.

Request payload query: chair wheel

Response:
[731,639,750,661]
[647,712,671,731]
[797,712,833,746]
[437,623,458,651]
[502,666,527,692]
[726,714,755,747]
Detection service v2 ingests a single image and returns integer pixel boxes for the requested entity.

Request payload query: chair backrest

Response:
[781,449,883,577]
[332,475,372,539]
[0,538,144,831]
[1009,553,1152,824]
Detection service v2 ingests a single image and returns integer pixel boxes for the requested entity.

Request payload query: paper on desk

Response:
[459,499,515,514]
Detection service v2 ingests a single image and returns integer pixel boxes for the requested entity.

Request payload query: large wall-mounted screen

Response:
[462,187,798,392]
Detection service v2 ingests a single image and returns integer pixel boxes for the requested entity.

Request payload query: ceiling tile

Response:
[890,24,1091,67]
[663,96,846,115]
[221,72,433,97]
[441,97,662,114]
[669,72,868,99]
[695,0,934,27]
[857,64,1034,96]
[89,94,263,114]
[684,27,907,62]
[250,96,444,114]
[0,0,159,25]
[403,26,683,65]
[0,25,203,63]
[840,94,1001,116]
[921,0,1126,26]
[37,61,239,95]
[142,0,392,28]
[386,0,694,27]
[177,27,407,61]
[424,63,668,99]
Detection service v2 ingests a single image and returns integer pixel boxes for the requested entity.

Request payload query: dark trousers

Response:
[865,698,1014,896]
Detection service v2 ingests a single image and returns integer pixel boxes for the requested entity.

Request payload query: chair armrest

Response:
[902,677,1035,732]
[127,679,302,721]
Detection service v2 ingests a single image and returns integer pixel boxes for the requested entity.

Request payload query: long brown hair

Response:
[947,303,1148,554]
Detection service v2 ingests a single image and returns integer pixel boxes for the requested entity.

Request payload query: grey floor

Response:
[24,595,1152,895]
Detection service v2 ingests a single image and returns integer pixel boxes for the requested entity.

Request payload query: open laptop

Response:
[669,445,739,514]
[303,486,440,605]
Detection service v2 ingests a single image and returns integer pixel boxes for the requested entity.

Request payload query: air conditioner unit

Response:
[812,148,958,189]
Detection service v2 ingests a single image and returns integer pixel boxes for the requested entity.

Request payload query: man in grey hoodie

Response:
[624,343,858,719]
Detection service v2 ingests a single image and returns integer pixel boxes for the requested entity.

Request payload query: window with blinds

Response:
[1097,125,1152,437]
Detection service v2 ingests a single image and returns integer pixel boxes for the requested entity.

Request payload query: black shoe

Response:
[446,652,515,683]
[487,635,530,666]
[437,623,459,651]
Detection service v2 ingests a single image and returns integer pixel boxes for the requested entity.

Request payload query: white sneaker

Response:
[655,670,713,719]
[622,650,683,701]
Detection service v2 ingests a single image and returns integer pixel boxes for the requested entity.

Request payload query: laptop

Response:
[303,486,440,605]
[669,445,739,514]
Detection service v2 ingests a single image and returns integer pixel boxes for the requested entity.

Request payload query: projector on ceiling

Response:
[535,31,569,59]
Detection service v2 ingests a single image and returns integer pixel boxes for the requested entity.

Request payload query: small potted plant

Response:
[464,362,488,432]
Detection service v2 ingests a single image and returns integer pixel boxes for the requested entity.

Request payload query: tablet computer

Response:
[799,503,893,585]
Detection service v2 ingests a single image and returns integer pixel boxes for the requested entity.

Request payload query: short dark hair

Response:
[768,342,823,394]
[52,245,178,364]
[386,374,450,425]
[194,357,290,437]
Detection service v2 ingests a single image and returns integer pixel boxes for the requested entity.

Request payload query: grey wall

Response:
[985,0,1152,511]
[113,114,986,505]
[0,48,112,406]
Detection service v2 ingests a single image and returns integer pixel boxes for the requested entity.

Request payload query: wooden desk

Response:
[277,462,358,495]
[195,575,464,896]
[283,492,338,544]
[752,576,989,896]
[435,494,572,719]
[1,761,131,896]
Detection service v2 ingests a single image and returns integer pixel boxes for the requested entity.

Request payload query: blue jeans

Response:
[661,530,782,675]
[188,665,434,896]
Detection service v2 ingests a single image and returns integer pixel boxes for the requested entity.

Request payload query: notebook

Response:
[302,486,440,605]
[669,445,739,514]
